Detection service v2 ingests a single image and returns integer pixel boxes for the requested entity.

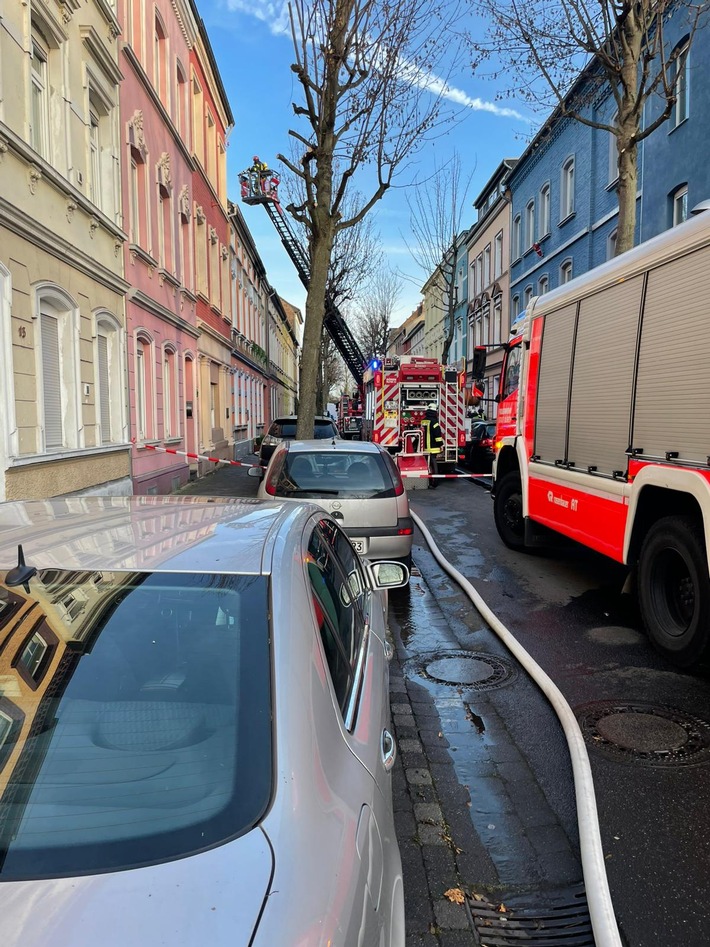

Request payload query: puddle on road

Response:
[390,570,579,887]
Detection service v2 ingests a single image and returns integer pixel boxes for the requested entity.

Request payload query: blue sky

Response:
[197,0,533,326]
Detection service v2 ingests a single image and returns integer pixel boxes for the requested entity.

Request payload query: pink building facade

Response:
[118,0,201,493]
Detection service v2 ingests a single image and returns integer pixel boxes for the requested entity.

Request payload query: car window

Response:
[307,525,366,715]
[270,420,297,437]
[0,569,271,880]
[314,421,338,439]
[276,450,396,499]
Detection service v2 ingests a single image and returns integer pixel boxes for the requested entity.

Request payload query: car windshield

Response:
[0,569,271,880]
[270,420,336,439]
[276,451,396,499]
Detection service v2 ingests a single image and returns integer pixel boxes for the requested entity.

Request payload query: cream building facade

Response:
[0,0,129,502]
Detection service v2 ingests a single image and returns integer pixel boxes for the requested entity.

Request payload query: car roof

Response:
[284,439,384,455]
[0,496,317,575]
[272,416,335,422]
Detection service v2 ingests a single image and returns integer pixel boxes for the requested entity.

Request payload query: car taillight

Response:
[397,526,413,535]
[372,430,380,444]
[393,473,405,496]
[264,468,279,496]
[481,438,493,448]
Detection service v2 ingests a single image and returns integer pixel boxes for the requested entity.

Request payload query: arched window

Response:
[34,285,80,453]
[94,313,124,446]
[560,259,573,284]
[153,13,168,105]
[523,285,533,308]
[525,200,535,249]
[135,332,156,442]
[607,228,618,260]
[512,294,520,318]
[163,344,179,439]
[512,215,522,261]
[538,275,549,295]
[538,184,550,239]
[561,157,575,219]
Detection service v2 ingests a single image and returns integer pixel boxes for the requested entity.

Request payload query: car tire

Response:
[493,472,526,551]
[637,515,710,667]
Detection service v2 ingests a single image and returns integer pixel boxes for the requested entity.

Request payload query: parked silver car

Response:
[252,440,414,567]
[0,496,406,947]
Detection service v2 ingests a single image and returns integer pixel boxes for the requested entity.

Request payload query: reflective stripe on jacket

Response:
[421,418,443,454]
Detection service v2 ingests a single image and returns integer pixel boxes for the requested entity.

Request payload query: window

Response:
[672,41,689,128]
[206,111,217,183]
[538,275,549,295]
[512,294,520,318]
[539,184,550,238]
[89,106,101,206]
[19,631,49,680]
[476,254,483,294]
[37,289,80,454]
[135,334,155,441]
[560,259,573,284]
[523,285,533,309]
[501,344,522,400]
[483,245,491,288]
[525,200,535,249]
[469,260,476,297]
[494,231,503,278]
[163,346,178,439]
[672,184,688,226]
[177,62,188,142]
[607,228,618,260]
[95,314,123,446]
[512,215,522,260]
[192,73,204,163]
[561,157,575,218]
[307,522,366,716]
[158,184,172,271]
[130,148,147,246]
[196,212,208,297]
[30,28,50,158]
[608,113,618,185]
[154,14,167,104]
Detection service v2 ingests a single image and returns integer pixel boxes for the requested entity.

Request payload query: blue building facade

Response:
[506,13,710,307]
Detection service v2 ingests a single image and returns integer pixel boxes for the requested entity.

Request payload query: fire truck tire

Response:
[638,515,710,667]
[493,472,526,551]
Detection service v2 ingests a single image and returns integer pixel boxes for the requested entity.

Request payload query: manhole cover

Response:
[577,701,710,766]
[414,650,515,691]
[468,884,593,945]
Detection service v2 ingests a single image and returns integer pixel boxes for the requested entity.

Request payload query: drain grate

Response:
[576,701,710,766]
[468,884,593,945]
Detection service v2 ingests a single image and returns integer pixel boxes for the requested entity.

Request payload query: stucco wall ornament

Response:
[128,110,148,160]
[221,245,229,260]
[209,226,218,245]
[157,152,172,192]
[89,217,100,238]
[28,166,42,195]
[195,204,206,225]
[179,185,190,222]
[66,200,78,222]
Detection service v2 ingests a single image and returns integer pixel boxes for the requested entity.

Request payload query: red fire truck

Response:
[492,210,710,666]
[337,391,364,440]
[362,356,465,474]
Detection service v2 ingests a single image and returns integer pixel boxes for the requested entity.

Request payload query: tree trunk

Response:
[298,236,332,437]
[615,136,638,255]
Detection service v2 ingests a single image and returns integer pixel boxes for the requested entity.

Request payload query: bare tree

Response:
[468,0,708,253]
[320,334,346,410]
[354,266,402,359]
[405,153,473,364]
[278,0,465,438]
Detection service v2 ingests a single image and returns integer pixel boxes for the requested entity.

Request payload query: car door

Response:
[307,520,395,938]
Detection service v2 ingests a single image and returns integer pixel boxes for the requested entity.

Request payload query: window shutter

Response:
[41,313,63,449]
[98,334,111,442]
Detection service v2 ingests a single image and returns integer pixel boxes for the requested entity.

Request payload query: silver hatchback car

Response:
[252,440,414,567]
[0,496,406,947]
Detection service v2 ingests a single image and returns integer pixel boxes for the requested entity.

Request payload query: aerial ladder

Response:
[239,163,366,387]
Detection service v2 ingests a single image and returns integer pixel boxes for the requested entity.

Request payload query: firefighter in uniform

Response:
[422,402,444,489]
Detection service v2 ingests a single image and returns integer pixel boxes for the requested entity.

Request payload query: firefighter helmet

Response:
[427,402,437,411]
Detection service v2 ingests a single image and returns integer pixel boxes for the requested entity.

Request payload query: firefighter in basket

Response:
[422,402,444,489]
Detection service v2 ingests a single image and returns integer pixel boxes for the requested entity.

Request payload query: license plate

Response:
[351,540,365,553]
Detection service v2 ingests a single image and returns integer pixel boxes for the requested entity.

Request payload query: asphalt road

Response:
[410,477,710,947]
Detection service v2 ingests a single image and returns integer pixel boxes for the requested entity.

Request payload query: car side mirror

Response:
[494,394,501,403]
[247,466,264,479]
[370,560,409,589]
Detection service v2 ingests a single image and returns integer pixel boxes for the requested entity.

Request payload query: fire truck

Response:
[492,210,710,667]
[362,356,466,474]
[337,391,363,439]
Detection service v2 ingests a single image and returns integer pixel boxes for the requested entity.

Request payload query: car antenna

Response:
[6,544,37,593]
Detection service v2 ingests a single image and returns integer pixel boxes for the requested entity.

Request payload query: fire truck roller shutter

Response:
[533,304,577,466]
[567,275,643,477]
[633,245,710,465]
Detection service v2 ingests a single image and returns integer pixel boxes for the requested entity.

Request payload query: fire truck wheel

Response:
[638,515,710,667]
[493,472,526,551]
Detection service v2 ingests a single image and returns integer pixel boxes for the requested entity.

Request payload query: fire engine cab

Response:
[362,356,465,476]
[337,391,363,440]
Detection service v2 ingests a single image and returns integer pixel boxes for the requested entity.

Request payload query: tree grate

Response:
[468,884,594,945]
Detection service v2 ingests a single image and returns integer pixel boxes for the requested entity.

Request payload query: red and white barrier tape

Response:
[137,442,490,479]
[138,442,265,469]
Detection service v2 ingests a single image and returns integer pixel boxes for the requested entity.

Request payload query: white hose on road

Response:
[410,508,622,947]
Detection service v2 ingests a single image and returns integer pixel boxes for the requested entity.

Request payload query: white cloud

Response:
[223,0,290,35]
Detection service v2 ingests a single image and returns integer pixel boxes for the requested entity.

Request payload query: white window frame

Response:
[523,285,533,309]
[672,42,690,128]
[0,263,18,471]
[538,275,549,295]
[34,284,81,454]
[538,184,550,239]
[163,344,179,440]
[607,228,618,260]
[672,184,688,227]
[512,295,520,318]
[135,332,156,442]
[512,215,521,260]
[30,29,50,159]
[560,259,573,284]
[494,231,503,279]
[525,200,535,249]
[608,113,619,185]
[93,311,126,447]
[561,157,575,219]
